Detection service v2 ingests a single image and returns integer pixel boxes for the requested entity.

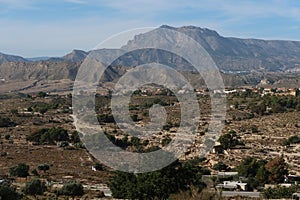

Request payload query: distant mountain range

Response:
[26,57,50,62]
[2,25,300,72]
[168,25,300,73]
[1,25,300,91]
[0,52,28,64]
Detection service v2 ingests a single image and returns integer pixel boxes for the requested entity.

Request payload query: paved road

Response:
[222,191,260,198]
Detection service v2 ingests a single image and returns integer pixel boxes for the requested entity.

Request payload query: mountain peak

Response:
[160,25,220,37]
[62,49,88,62]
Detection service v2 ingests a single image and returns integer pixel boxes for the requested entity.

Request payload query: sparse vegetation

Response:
[26,127,69,145]
[1,86,300,199]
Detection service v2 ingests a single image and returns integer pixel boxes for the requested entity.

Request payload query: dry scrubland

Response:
[1,92,300,177]
[0,90,300,199]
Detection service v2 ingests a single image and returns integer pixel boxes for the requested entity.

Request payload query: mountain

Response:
[70,25,300,73]
[26,57,50,62]
[0,60,80,81]
[174,25,300,72]
[47,49,88,62]
[1,25,300,93]
[117,25,300,73]
[0,52,28,64]
[62,49,88,62]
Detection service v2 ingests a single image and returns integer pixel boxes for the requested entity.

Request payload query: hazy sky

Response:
[1,0,300,57]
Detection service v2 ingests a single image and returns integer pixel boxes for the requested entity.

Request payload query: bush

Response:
[37,91,47,98]
[97,114,115,123]
[32,101,59,114]
[263,185,300,199]
[27,127,69,145]
[94,163,104,171]
[130,136,141,148]
[9,163,29,177]
[212,162,229,171]
[59,182,84,197]
[10,109,18,115]
[71,131,81,143]
[22,179,46,196]
[0,117,15,127]
[283,135,300,146]
[162,138,172,146]
[218,130,243,149]
[0,183,21,200]
[38,164,50,173]
[31,169,39,177]
[131,114,138,122]
[27,107,33,112]
[251,126,259,133]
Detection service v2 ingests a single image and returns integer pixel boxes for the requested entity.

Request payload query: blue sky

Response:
[1,0,300,57]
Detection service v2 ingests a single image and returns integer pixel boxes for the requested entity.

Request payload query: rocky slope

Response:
[1,25,300,91]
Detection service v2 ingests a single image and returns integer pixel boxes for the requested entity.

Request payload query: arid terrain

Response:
[0,86,300,199]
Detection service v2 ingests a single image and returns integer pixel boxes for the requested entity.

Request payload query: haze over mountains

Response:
[0,52,28,64]
[1,25,300,92]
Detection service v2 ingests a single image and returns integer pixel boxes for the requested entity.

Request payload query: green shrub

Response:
[59,182,84,197]
[109,159,210,199]
[9,163,29,177]
[4,134,10,140]
[283,135,300,146]
[212,162,229,171]
[26,127,69,144]
[0,182,21,200]
[94,163,104,171]
[0,117,15,127]
[38,164,50,173]
[263,185,300,199]
[22,179,46,196]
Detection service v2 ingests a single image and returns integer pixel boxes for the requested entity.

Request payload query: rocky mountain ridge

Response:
[1,25,300,92]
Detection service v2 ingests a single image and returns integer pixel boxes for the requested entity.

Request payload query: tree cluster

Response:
[218,130,244,150]
[237,156,288,190]
[109,159,210,199]
[263,185,300,199]
[31,101,59,114]
[26,127,69,145]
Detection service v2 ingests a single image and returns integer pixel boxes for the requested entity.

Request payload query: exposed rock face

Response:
[1,25,300,90]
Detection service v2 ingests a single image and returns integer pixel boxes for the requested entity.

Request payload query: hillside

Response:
[0,52,28,64]
[1,25,300,93]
